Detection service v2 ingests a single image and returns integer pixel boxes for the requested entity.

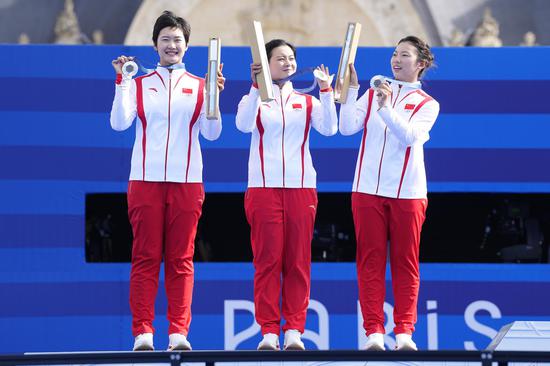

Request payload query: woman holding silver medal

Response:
[339,36,439,351]
[110,10,225,351]
[236,39,337,350]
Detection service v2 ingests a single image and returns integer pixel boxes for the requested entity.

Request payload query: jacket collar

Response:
[272,81,294,101]
[155,65,187,81]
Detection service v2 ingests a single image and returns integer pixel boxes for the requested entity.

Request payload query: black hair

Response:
[152,10,190,46]
[265,39,296,61]
[397,35,435,78]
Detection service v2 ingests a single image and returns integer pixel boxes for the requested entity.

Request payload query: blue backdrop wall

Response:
[0,45,549,353]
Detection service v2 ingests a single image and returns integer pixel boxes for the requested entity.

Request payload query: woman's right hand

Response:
[349,63,359,87]
[111,55,134,74]
[250,62,262,84]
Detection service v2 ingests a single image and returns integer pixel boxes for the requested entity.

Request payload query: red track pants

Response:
[245,188,317,335]
[352,192,427,336]
[127,181,204,336]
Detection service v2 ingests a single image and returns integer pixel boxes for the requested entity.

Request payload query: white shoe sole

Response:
[257,345,279,350]
[396,344,417,351]
[133,344,154,351]
[168,344,192,351]
[284,343,305,351]
[364,343,385,351]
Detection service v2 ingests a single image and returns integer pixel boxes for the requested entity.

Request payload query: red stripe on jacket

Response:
[355,89,375,192]
[135,73,156,180]
[185,73,205,182]
[301,95,313,187]
[396,95,433,198]
[256,109,266,187]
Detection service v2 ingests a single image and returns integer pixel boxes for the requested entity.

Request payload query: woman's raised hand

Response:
[111,55,134,74]
[375,82,391,109]
[217,63,226,92]
[315,64,334,90]
[349,63,359,88]
[250,62,262,84]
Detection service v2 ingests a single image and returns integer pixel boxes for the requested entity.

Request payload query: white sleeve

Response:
[235,86,262,133]
[338,86,370,136]
[310,90,338,136]
[109,76,137,131]
[377,99,440,146]
[199,89,222,141]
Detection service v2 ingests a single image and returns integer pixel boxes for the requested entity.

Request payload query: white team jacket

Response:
[110,66,221,182]
[339,83,439,199]
[236,82,338,188]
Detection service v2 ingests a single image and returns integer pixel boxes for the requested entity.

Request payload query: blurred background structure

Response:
[0,0,548,47]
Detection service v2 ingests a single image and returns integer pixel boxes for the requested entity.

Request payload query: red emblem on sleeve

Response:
[405,103,416,110]
[182,88,193,94]
[292,103,302,110]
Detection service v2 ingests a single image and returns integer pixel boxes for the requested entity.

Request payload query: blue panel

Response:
[425,148,550,182]
[1,45,549,80]
[0,45,161,79]
[422,80,550,114]
[0,214,83,248]
[3,146,550,183]
[0,111,135,148]
[3,276,550,317]
[2,45,550,353]
[0,248,129,279]
[4,313,544,352]
[0,110,361,149]
[2,77,549,114]
[427,114,550,149]
[0,180,127,215]
[0,146,131,181]
[428,182,550,192]
[0,316,133,353]
[0,77,116,113]
[3,261,547,283]
[0,263,550,352]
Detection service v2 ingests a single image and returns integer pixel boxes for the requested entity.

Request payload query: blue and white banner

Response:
[1,45,550,354]
[2,261,550,352]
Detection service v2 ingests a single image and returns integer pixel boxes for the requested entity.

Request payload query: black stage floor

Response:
[1,350,549,366]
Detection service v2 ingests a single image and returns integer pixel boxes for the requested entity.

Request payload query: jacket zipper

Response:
[164,71,172,181]
[280,89,286,187]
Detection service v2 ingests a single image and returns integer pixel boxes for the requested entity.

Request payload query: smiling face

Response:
[268,45,297,81]
[155,26,187,66]
[390,41,426,83]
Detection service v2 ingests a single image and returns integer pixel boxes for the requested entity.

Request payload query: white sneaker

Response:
[364,332,385,351]
[283,329,305,351]
[257,333,280,350]
[133,333,154,351]
[168,333,192,351]
[395,333,417,351]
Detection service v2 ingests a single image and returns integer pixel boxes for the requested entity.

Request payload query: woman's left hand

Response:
[315,64,333,90]
[375,82,391,108]
[217,63,226,92]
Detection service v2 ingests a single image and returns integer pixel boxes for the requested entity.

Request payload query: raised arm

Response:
[200,63,224,140]
[110,56,137,131]
[377,98,440,146]
[235,86,261,133]
[311,91,337,136]
[310,65,337,136]
[236,63,263,133]
[338,64,371,136]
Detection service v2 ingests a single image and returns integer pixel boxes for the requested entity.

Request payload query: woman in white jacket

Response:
[110,11,225,352]
[339,36,439,351]
[236,39,337,350]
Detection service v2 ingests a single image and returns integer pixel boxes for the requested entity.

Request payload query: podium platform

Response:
[1,349,550,366]
[487,321,550,351]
